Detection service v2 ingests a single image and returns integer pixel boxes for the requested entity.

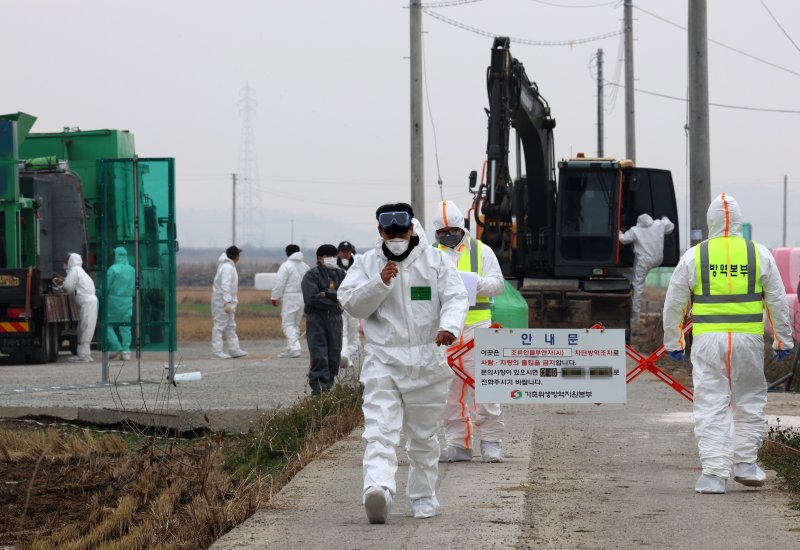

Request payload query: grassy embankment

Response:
[1,386,362,549]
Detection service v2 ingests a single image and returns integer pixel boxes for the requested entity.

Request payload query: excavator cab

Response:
[554,157,680,279]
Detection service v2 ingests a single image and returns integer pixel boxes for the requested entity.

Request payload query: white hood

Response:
[288,250,304,262]
[707,193,743,239]
[67,252,83,270]
[636,213,654,228]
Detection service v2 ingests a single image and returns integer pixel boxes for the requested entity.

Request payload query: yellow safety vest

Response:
[692,236,763,335]
[436,237,492,325]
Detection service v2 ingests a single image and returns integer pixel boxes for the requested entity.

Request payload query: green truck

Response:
[0,112,176,364]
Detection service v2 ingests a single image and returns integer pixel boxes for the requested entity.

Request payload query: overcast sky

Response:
[2,0,799,251]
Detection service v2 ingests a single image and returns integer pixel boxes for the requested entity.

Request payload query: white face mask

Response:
[385,238,409,256]
[340,258,350,267]
[322,257,337,269]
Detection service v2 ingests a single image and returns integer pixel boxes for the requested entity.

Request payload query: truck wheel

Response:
[31,323,58,364]
[46,324,59,363]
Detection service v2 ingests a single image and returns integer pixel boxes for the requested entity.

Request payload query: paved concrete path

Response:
[0,340,331,433]
[212,360,800,549]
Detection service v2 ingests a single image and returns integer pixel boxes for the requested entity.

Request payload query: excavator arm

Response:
[474,37,557,278]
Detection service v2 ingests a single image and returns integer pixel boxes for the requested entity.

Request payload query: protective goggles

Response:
[378,211,412,231]
[435,228,462,237]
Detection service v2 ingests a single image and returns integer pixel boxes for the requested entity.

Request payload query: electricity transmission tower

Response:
[237,83,263,247]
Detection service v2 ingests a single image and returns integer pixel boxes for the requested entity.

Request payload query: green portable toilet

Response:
[491,280,529,328]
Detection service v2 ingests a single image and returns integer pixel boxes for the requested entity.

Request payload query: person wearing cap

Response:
[211,246,248,360]
[105,246,136,361]
[62,252,98,363]
[301,244,346,395]
[338,202,469,524]
[337,240,360,368]
[272,244,310,358]
[433,200,506,463]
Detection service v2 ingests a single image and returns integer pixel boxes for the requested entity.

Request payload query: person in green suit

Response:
[106,247,135,360]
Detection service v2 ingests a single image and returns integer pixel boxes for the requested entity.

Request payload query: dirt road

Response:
[213,364,800,549]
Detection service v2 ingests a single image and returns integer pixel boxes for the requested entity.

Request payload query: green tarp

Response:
[491,280,529,328]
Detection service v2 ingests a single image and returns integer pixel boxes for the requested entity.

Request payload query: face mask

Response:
[340,258,350,267]
[438,233,462,249]
[323,257,337,269]
[385,238,409,256]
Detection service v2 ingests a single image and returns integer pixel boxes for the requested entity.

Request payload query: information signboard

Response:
[475,328,626,404]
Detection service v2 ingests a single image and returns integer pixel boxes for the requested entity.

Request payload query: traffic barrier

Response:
[623,321,694,402]
[446,322,502,388]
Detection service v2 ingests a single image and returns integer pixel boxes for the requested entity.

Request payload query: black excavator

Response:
[469,37,680,335]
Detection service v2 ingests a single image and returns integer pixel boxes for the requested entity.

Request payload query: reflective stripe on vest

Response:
[692,237,763,334]
[437,238,492,324]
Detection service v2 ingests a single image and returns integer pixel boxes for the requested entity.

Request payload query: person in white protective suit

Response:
[336,240,360,368]
[663,193,793,494]
[211,246,248,360]
[62,253,98,363]
[619,213,674,321]
[338,202,468,524]
[432,200,506,463]
[271,244,310,358]
[105,246,135,361]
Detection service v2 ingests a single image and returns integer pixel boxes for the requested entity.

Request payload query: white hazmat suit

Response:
[337,245,361,367]
[63,253,98,362]
[619,213,674,320]
[339,224,468,520]
[211,252,246,359]
[663,194,793,492]
[272,250,310,358]
[432,200,506,462]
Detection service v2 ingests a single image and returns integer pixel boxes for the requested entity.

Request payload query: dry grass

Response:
[1,381,363,550]
[0,428,128,462]
[16,435,265,550]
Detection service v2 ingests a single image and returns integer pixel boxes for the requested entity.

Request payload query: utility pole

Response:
[410,0,425,225]
[623,0,636,163]
[231,173,237,245]
[596,48,604,158]
[783,174,788,247]
[688,0,711,245]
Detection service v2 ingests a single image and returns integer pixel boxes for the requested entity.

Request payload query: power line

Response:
[605,81,800,113]
[420,0,485,7]
[527,0,618,8]
[759,0,800,53]
[634,5,800,79]
[421,33,445,201]
[606,21,625,113]
[176,176,407,187]
[423,8,623,45]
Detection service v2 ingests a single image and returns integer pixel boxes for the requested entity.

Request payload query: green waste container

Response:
[491,280,529,328]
